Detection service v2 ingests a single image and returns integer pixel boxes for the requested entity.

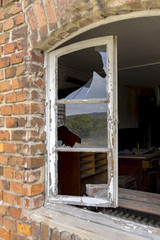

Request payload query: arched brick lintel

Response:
[27,0,160,51]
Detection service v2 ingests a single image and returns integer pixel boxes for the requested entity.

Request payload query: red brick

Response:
[0,81,11,92]
[6,117,26,128]
[1,106,12,116]
[17,223,32,236]
[26,7,37,31]
[10,181,26,196]
[16,144,29,155]
[8,206,22,220]
[8,156,25,168]
[25,183,44,196]
[0,94,3,104]
[0,205,8,215]
[4,18,14,31]
[46,0,57,30]
[0,226,11,240]
[4,43,16,55]
[35,1,48,38]
[0,33,9,45]
[0,131,9,140]
[17,39,26,51]
[4,216,17,231]
[31,117,44,127]
[0,70,4,80]
[30,50,44,63]
[15,12,25,26]
[3,0,14,6]
[11,231,30,240]
[0,191,3,201]
[25,170,40,183]
[5,91,27,103]
[12,104,28,115]
[3,192,17,205]
[0,57,10,69]
[12,77,30,90]
[25,157,44,169]
[3,167,24,180]
[5,67,16,79]
[16,64,26,76]
[32,78,44,89]
[4,143,16,153]
[11,52,24,65]
[0,215,4,225]
[51,228,60,240]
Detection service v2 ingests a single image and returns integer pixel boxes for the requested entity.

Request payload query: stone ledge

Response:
[31,207,150,240]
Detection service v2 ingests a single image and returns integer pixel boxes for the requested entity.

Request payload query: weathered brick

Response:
[10,181,26,196]
[31,103,44,114]
[25,157,44,169]
[11,130,26,141]
[4,143,16,153]
[4,18,14,31]
[4,216,17,231]
[41,223,51,240]
[0,33,9,45]
[12,77,30,89]
[26,7,37,32]
[16,64,26,76]
[8,206,22,220]
[0,143,4,153]
[12,26,27,40]
[30,50,44,63]
[1,105,12,116]
[71,234,81,240]
[5,67,16,79]
[0,70,4,80]
[3,167,23,180]
[11,231,30,240]
[0,155,8,165]
[51,228,60,240]
[16,144,29,155]
[0,118,5,127]
[0,191,3,201]
[6,117,26,128]
[12,104,28,115]
[3,0,15,6]
[25,170,40,183]
[0,94,3,104]
[31,144,45,155]
[8,156,25,168]
[11,52,24,65]
[3,192,17,205]
[31,117,44,127]
[0,167,3,176]
[35,1,48,38]
[25,183,44,196]
[0,179,10,190]
[21,194,44,209]
[0,57,10,69]
[32,221,40,239]
[0,226,11,240]
[0,81,11,92]
[32,78,44,89]
[0,214,4,225]
[61,232,72,240]
[17,223,32,236]
[0,205,7,215]
[15,12,25,26]
[0,131,10,140]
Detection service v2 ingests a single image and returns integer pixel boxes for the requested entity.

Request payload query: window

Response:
[45,36,118,208]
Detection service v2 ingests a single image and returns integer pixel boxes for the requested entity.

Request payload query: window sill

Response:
[31,205,160,240]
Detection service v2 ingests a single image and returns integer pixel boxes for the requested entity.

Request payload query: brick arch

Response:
[25,0,160,50]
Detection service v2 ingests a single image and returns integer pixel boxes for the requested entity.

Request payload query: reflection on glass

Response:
[58,151,108,196]
[57,103,107,148]
[58,46,107,100]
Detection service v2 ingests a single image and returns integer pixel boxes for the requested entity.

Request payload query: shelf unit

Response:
[80,152,108,179]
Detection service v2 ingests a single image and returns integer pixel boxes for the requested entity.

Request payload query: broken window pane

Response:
[57,103,108,148]
[58,151,108,196]
[58,46,107,100]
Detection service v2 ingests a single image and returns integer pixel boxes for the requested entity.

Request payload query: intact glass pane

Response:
[58,151,108,196]
[58,46,107,100]
[57,103,107,148]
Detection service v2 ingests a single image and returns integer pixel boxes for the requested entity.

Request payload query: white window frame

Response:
[45,36,118,208]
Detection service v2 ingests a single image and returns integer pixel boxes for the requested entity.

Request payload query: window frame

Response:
[45,36,118,208]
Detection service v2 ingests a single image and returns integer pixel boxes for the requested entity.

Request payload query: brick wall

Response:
[0,0,160,239]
